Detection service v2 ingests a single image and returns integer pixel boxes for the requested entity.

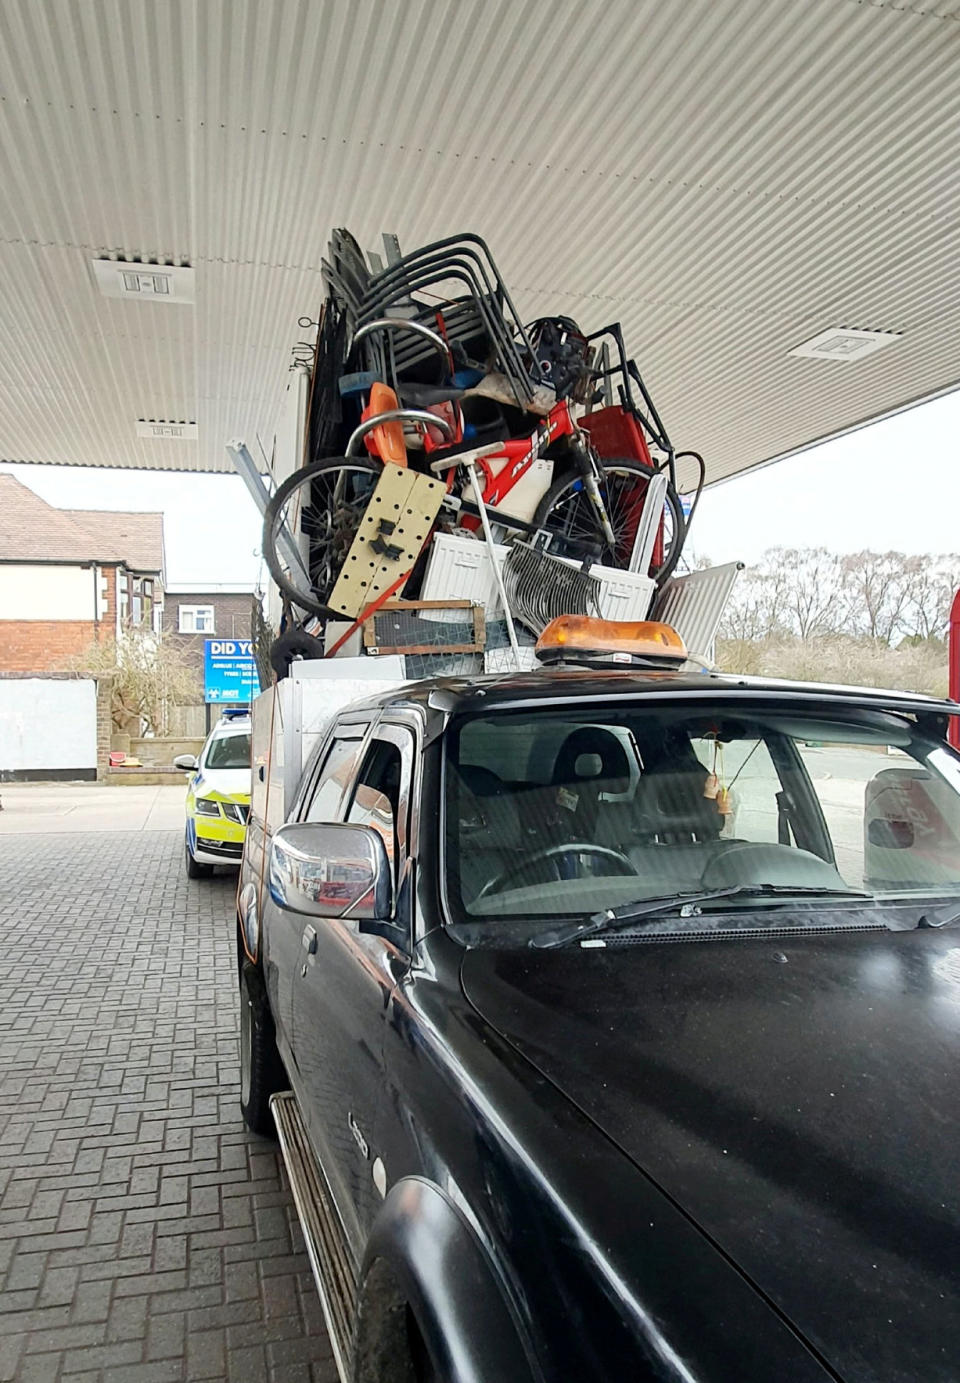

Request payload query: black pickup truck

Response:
[236,667,960,1383]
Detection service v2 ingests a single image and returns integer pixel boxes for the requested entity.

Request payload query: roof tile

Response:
[0,475,164,572]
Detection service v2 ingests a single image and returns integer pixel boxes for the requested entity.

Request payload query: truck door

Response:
[292,722,415,1260]
[262,724,367,1059]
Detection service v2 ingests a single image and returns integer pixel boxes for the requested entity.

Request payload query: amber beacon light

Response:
[534,616,687,668]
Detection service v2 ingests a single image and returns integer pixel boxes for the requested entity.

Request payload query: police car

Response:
[175,710,251,878]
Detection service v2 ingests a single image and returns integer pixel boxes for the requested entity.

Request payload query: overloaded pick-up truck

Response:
[236,655,960,1383]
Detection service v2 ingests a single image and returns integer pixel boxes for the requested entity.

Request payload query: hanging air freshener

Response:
[703,731,721,799]
[707,733,730,813]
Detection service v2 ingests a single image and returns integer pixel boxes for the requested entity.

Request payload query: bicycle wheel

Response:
[533,458,685,581]
[262,456,383,619]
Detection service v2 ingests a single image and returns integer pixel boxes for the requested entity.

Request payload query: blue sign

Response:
[203,639,260,704]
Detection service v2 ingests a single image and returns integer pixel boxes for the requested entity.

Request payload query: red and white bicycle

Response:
[263,317,690,621]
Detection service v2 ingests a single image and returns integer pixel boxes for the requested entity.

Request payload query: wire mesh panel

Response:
[483,632,538,674]
[503,541,602,636]
[483,647,539,673]
[362,601,485,679]
[482,618,537,673]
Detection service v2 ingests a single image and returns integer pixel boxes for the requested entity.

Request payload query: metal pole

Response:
[226,441,310,587]
[464,459,522,668]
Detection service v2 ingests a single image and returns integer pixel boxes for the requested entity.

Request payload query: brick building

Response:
[161,584,256,677]
[0,474,165,673]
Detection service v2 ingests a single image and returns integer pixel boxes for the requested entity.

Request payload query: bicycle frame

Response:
[354,379,633,556]
[457,398,582,533]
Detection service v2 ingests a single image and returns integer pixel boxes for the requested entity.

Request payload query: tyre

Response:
[354,1261,440,1383]
[262,456,383,619]
[534,457,685,580]
[185,836,214,879]
[239,958,286,1137]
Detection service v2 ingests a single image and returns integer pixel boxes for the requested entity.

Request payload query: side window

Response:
[344,729,414,883]
[303,734,365,823]
[797,742,921,887]
[690,735,785,843]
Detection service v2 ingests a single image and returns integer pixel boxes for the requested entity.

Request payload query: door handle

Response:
[302,925,318,955]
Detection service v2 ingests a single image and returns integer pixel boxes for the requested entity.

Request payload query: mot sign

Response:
[204,639,260,705]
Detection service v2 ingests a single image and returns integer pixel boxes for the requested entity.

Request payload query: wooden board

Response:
[327,464,445,618]
[362,600,486,656]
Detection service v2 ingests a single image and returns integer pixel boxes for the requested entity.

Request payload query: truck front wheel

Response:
[239,959,285,1136]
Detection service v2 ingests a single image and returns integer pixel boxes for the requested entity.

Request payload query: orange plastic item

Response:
[362,382,407,466]
[535,615,687,664]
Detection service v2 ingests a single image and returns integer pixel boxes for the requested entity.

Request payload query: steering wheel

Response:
[477,843,637,900]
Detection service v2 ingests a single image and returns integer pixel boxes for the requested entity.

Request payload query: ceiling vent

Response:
[92,259,195,305]
[788,328,901,362]
[136,419,199,440]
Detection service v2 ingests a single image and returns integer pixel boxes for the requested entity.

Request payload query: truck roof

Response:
[341,666,960,725]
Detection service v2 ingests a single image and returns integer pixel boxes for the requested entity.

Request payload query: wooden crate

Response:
[361,600,485,656]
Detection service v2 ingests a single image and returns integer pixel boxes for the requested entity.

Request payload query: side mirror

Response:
[868,817,915,850]
[173,753,198,771]
[269,822,392,922]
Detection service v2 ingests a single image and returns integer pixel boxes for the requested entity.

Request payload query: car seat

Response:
[549,727,632,845]
[864,765,950,890]
[611,729,728,889]
[632,731,724,845]
[454,763,523,904]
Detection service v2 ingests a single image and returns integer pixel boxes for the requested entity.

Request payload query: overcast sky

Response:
[692,388,960,568]
[3,388,958,585]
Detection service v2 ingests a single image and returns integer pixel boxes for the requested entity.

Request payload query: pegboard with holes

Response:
[327,463,445,618]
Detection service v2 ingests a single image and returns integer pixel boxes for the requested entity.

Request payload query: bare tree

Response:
[718,547,960,647]
[62,627,201,736]
[719,554,795,640]
[772,547,844,639]
[713,546,960,697]
[838,551,914,644]
[900,555,960,642]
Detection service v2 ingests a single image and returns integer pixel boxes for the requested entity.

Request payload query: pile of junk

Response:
[251,229,742,682]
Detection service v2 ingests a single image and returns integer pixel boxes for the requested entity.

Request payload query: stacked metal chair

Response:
[323,230,543,406]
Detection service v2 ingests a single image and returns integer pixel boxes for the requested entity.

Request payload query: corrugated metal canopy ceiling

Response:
[0,0,958,479]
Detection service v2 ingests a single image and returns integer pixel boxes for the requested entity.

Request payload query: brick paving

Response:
[0,832,337,1383]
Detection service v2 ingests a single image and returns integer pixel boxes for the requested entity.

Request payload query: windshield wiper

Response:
[918,904,960,929]
[530,884,872,950]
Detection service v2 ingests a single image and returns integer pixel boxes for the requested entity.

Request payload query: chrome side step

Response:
[271,1091,358,1383]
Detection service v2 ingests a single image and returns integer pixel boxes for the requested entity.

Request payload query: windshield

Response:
[204,731,251,771]
[442,702,960,944]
